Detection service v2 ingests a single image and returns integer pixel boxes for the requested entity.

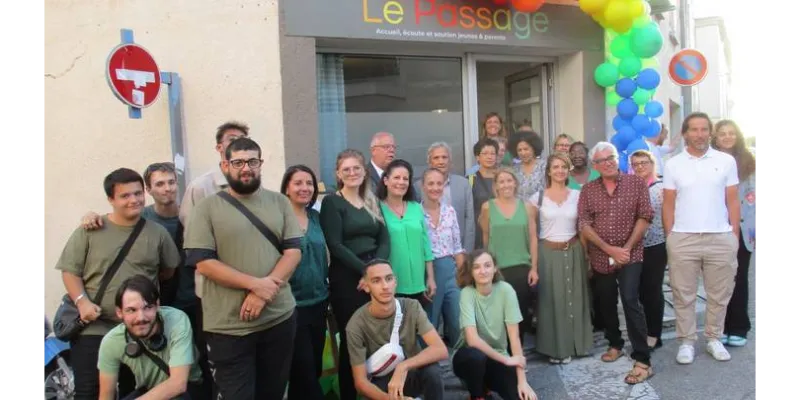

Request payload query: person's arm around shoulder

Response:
[137,311,195,400]
[97,332,123,400]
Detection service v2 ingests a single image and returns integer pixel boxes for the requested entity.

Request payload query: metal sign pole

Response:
[160,71,188,202]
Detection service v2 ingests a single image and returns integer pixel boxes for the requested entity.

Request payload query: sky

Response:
[692,0,761,136]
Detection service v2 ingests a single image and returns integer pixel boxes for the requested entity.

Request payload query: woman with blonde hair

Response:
[530,153,592,364]
[553,133,575,155]
[319,149,390,400]
[479,167,539,344]
[712,120,755,347]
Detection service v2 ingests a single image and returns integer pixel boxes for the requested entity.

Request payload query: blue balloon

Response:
[615,78,637,99]
[644,101,664,118]
[643,119,662,138]
[613,115,632,131]
[632,115,651,135]
[618,150,629,173]
[613,126,637,149]
[626,138,649,154]
[617,99,638,119]
[636,68,661,90]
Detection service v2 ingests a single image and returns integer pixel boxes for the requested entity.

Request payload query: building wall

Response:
[44,0,288,316]
[694,23,728,120]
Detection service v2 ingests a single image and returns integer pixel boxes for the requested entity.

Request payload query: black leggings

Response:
[452,346,519,400]
[288,302,328,400]
[501,265,534,345]
[640,243,668,341]
[724,234,753,337]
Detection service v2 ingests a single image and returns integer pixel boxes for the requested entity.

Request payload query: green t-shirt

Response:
[380,201,433,295]
[97,307,202,394]
[454,281,523,356]
[567,168,600,190]
[346,298,435,366]
[184,188,303,336]
[55,216,181,336]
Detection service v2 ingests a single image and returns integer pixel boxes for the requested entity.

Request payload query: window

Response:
[316,54,465,190]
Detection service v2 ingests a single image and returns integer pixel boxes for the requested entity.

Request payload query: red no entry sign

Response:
[106,43,162,108]
[668,49,708,86]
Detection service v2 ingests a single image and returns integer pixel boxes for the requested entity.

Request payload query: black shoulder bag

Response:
[54,218,147,341]
[217,191,283,254]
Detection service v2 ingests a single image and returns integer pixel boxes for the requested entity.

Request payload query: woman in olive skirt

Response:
[530,153,593,364]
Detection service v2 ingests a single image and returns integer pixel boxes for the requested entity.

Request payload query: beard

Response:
[226,172,261,195]
[127,319,156,339]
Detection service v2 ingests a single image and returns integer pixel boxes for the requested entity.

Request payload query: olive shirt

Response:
[97,307,202,392]
[454,281,522,357]
[184,188,303,336]
[55,216,181,336]
[346,298,435,366]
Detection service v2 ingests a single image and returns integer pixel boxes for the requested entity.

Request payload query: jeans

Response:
[205,311,297,399]
[452,346,519,400]
[71,334,135,400]
[428,256,462,346]
[288,302,328,400]
[370,363,444,400]
[594,263,651,366]
[641,243,668,342]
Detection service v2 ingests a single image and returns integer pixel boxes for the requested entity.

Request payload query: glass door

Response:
[505,66,553,152]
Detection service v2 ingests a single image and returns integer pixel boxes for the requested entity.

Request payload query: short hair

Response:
[370,132,395,147]
[215,121,249,144]
[280,165,320,210]
[376,159,417,202]
[588,141,619,162]
[363,258,392,276]
[142,162,176,189]
[473,137,499,157]
[681,112,713,134]
[555,133,575,145]
[427,142,451,159]
[115,275,160,309]
[421,167,446,183]
[104,168,144,198]
[457,249,504,288]
[508,131,545,159]
[225,137,261,160]
[568,141,589,154]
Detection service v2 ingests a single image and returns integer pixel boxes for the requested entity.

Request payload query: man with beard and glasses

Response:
[56,168,180,399]
[98,275,203,400]
[346,259,448,400]
[184,137,304,399]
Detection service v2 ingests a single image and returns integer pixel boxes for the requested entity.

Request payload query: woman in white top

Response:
[529,153,593,364]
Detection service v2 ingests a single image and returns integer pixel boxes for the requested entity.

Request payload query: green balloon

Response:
[606,91,622,106]
[641,57,659,69]
[594,62,619,88]
[607,55,621,66]
[610,35,633,58]
[630,22,663,58]
[619,57,642,77]
[633,88,653,105]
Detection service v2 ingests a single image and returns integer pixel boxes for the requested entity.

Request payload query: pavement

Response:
[437,255,756,400]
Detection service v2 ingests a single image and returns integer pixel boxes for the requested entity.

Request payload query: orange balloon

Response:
[512,0,546,12]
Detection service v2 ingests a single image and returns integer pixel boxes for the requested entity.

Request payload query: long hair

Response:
[480,112,507,139]
[493,167,519,197]
[376,159,417,202]
[335,149,384,223]
[712,120,755,180]
[457,249,504,288]
[280,164,319,210]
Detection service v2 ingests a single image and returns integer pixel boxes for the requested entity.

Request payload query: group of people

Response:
[53,111,754,400]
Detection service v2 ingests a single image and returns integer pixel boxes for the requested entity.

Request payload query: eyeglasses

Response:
[372,144,397,151]
[229,158,263,169]
[341,165,364,175]
[631,160,652,168]
[479,151,497,157]
[591,155,618,165]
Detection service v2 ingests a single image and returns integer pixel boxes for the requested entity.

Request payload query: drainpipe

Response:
[679,0,693,112]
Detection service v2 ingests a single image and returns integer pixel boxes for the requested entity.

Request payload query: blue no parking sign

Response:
[668,49,708,86]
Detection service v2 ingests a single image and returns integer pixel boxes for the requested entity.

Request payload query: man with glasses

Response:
[367,132,397,192]
[184,137,304,399]
[577,142,655,384]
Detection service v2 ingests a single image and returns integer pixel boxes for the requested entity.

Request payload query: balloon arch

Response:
[495,0,666,172]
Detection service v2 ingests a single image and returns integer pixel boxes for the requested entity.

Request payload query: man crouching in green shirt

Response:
[98,275,203,400]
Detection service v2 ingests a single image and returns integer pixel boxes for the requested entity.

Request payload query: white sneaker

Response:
[706,340,732,361]
[676,344,695,364]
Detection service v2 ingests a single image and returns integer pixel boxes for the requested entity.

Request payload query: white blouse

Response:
[530,189,580,242]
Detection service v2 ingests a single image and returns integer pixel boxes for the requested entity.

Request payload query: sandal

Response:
[624,362,654,385]
[601,347,624,363]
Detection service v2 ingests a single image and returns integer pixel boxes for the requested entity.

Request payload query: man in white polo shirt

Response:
[662,112,741,365]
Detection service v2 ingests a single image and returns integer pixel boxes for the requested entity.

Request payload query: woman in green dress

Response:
[530,153,592,364]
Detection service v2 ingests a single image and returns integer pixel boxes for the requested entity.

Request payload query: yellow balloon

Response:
[592,11,611,29]
[579,0,610,15]
[609,16,633,34]
[628,1,644,19]
[604,0,631,24]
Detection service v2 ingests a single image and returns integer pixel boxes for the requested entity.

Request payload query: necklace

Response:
[387,200,406,218]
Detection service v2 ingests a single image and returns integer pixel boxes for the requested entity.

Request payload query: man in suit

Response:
[414,142,475,252]
[367,132,397,192]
